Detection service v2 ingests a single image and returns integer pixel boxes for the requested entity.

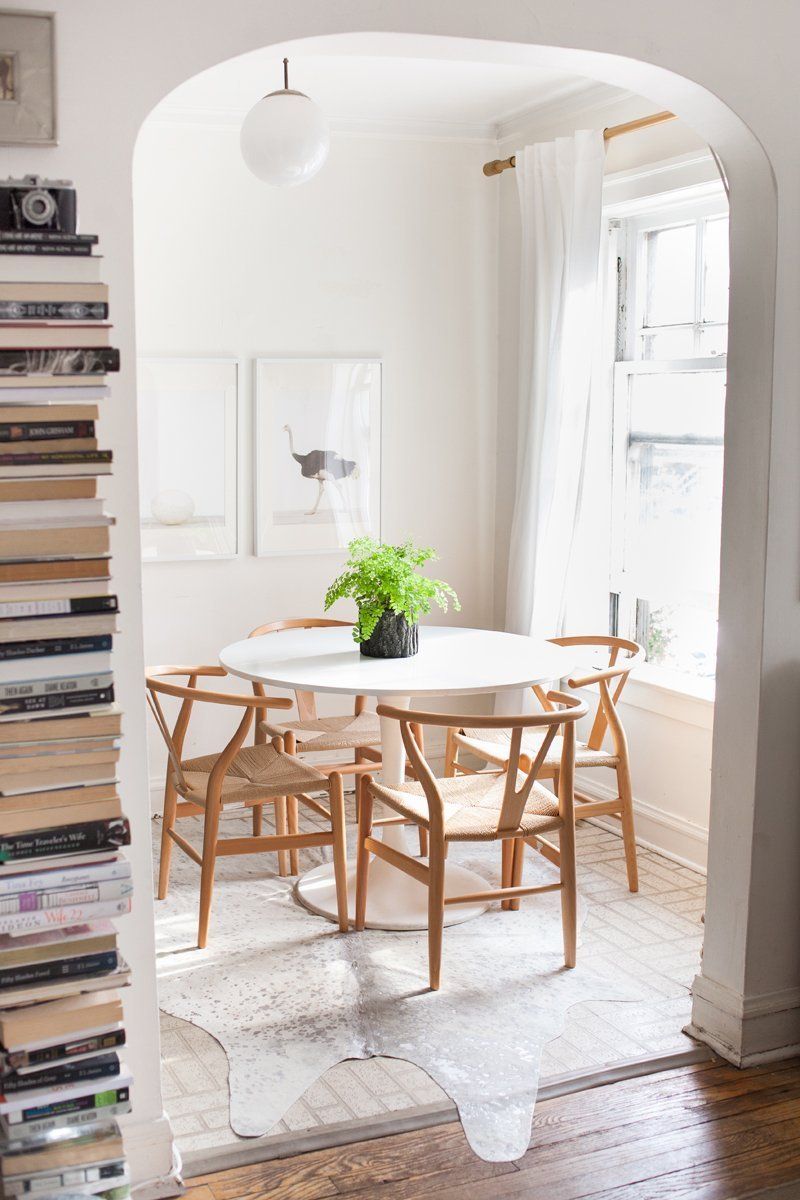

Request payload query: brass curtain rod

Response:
[482,110,676,177]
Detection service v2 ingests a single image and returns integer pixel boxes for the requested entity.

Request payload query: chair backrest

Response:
[145,665,292,797]
[378,693,588,840]
[247,618,361,719]
[535,635,644,754]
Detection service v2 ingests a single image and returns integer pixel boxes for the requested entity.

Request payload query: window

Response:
[609,196,729,684]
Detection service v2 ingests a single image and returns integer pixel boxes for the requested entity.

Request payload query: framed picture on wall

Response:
[0,10,56,145]
[254,357,381,557]
[137,357,239,562]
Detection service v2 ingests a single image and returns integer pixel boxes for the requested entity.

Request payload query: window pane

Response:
[624,439,723,599]
[703,216,729,323]
[640,327,696,359]
[698,324,728,357]
[628,370,726,440]
[637,598,718,678]
[644,223,696,326]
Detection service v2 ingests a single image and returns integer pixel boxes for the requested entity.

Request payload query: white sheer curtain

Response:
[505,130,606,643]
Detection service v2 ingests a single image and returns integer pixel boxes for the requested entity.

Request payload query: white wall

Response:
[493,93,720,869]
[134,120,498,778]
[7,0,797,1181]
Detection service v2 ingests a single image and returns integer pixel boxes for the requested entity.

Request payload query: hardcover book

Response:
[0,348,119,376]
[0,818,130,865]
[0,635,112,662]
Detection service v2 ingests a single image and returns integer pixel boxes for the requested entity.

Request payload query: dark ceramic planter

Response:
[360,611,419,658]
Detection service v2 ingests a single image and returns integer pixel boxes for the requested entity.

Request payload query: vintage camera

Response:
[0,175,77,233]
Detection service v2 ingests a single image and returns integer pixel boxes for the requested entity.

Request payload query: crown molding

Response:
[496,81,636,146]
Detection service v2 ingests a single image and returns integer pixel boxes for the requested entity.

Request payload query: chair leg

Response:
[287,795,300,876]
[197,795,222,950]
[274,796,290,877]
[157,777,178,900]
[328,773,349,932]
[428,839,446,991]
[509,837,525,912]
[501,837,514,910]
[444,727,458,777]
[252,804,263,836]
[418,824,429,858]
[559,813,578,968]
[354,781,374,931]
[617,761,639,893]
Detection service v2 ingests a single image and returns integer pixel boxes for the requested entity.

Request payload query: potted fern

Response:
[324,536,460,658]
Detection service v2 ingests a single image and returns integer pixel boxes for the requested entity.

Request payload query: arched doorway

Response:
[71,10,779,1186]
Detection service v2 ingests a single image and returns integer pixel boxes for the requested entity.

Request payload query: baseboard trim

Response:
[123,1112,182,1197]
[577,775,708,873]
[181,1044,713,1179]
[689,973,800,1065]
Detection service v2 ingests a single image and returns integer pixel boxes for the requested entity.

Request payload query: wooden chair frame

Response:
[146,665,349,947]
[445,635,644,893]
[248,618,427,873]
[355,692,588,989]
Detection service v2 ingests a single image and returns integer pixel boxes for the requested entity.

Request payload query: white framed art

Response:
[0,10,57,145]
[254,357,381,557]
[137,357,239,562]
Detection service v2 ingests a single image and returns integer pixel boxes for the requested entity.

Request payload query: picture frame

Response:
[0,10,56,145]
[137,357,239,563]
[254,357,381,557]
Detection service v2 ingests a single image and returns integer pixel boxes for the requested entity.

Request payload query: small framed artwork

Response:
[254,357,381,556]
[0,10,56,145]
[137,357,239,562]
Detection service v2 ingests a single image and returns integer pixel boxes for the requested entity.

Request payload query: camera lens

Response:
[20,187,57,226]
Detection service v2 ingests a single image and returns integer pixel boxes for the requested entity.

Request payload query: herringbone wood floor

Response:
[184,1057,800,1199]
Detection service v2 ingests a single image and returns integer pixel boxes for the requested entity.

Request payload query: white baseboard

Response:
[688,973,800,1065]
[575,775,708,874]
[123,1112,182,1196]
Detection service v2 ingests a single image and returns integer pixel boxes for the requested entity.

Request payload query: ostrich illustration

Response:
[283,425,360,516]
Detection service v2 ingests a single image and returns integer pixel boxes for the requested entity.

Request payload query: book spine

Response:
[0,301,108,321]
[0,951,118,992]
[0,244,93,257]
[2,1097,131,1137]
[0,1052,120,1095]
[0,880,130,915]
[8,1085,129,1125]
[0,348,119,375]
[0,233,98,245]
[0,685,114,716]
[0,422,96,442]
[0,896,131,934]
[0,635,112,662]
[0,860,129,896]
[2,1029,125,1072]
[0,449,113,466]
[0,672,114,700]
[0,817,130,864]
[0,596,117,619]
[0,635,113,662]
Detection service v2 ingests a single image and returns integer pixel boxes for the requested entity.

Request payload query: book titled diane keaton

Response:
[0,348,119,376]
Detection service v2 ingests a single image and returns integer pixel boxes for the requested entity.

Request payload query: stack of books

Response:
[0,223,132,1197]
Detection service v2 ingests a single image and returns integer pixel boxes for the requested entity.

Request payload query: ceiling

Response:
[154,44,624,140]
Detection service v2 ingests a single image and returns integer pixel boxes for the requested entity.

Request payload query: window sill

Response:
[578,664,714,730]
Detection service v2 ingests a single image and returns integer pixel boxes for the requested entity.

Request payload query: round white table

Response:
[219,625,574,931]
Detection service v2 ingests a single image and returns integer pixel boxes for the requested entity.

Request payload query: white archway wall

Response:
[4,1,795,1183]
[133,118,499,777]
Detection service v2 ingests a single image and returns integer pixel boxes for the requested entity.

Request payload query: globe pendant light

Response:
[240,57,329,187]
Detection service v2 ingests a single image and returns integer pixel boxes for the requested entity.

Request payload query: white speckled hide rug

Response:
[155,818,652,1162]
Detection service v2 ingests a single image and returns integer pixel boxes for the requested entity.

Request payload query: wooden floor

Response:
[184,1057,800,1199]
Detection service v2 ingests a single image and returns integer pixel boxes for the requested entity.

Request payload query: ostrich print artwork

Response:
[283,424,360,516]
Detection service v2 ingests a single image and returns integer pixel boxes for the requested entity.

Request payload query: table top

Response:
[219,625,575,698]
